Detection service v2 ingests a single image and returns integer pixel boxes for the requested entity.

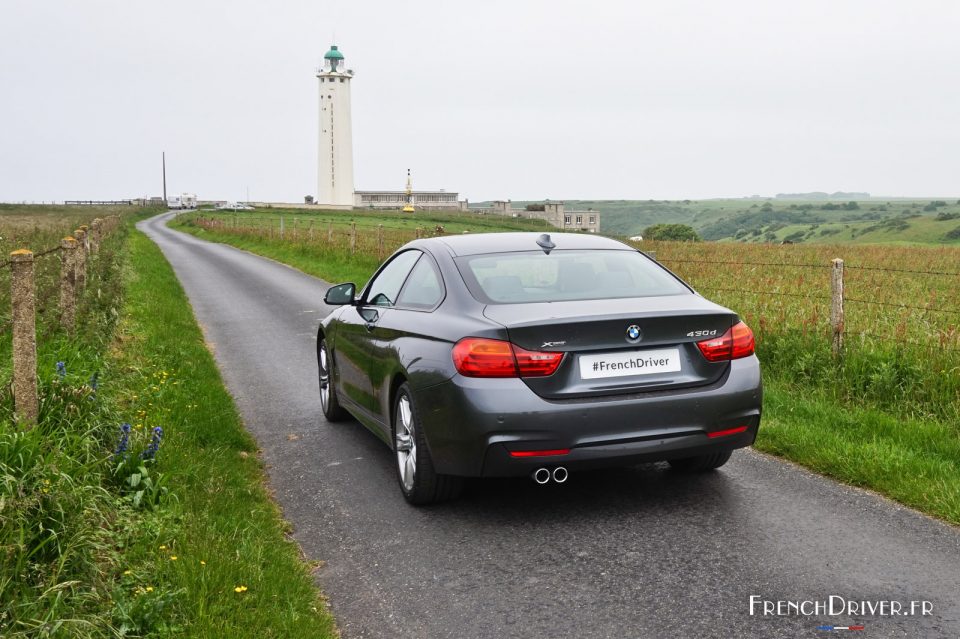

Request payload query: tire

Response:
[393,383,462,505]
[318,337,349,422]
[668,449,733,472]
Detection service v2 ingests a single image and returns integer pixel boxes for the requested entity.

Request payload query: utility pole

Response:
[162,152,167,203]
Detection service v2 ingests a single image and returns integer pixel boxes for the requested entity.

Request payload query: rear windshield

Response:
[456,250,691,304]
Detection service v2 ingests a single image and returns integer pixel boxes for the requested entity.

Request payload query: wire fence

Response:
[184,213,960,354]
[0,216,122,422]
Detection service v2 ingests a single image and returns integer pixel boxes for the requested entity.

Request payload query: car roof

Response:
[429,232,631,257]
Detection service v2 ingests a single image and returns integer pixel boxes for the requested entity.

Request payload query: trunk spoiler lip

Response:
[482,300,738,331]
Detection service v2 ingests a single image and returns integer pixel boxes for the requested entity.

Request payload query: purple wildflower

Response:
[56,361,66,379]
[114,423,131,457]
[140,426,164,461]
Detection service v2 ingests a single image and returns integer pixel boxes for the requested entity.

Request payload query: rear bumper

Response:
[414,356,763,477]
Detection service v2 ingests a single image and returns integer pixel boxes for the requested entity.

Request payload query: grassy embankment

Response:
[171,209,960,525]
[1,208,335,636]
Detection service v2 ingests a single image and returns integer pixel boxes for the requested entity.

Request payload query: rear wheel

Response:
[668,450,733,472]
[394,383,462,505]
[319,337,349,422]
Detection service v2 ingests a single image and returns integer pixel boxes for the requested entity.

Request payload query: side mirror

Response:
[324,282,356,306]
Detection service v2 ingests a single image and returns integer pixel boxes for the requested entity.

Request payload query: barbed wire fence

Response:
[186,213,960,356]
[1,216,121,425]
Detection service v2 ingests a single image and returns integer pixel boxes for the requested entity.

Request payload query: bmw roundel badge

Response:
[626,324,642,342]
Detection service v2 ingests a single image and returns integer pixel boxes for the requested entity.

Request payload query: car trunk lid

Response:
[482,295,738,399]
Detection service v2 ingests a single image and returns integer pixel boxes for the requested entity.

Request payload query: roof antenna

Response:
[536,233,555,254]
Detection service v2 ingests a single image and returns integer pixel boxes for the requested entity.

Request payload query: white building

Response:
[354,190,465,210]
[317,45,355,206]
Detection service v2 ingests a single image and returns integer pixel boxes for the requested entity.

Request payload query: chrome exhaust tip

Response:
[552,467,569,483]
[532,468,551,484]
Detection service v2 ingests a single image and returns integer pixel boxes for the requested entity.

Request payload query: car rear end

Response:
[417,240,762,478]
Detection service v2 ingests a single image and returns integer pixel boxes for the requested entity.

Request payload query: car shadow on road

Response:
[444,462,743,523]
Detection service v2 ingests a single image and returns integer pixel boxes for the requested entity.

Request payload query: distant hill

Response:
[479,198,960,246]
[775,192,871,200]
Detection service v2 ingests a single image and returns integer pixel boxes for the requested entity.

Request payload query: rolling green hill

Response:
[492,198,960,245]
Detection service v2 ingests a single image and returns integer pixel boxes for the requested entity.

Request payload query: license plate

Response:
[579,348,682,380]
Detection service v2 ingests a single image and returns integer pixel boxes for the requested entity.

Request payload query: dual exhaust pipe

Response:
[532,466,568,485]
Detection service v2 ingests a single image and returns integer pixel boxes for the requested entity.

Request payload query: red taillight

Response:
[696,321,755,362]
[452,338,563,378]
[731,321,755,359]
[513,344,564,377]
[509,448,570,457]
[452,338,517,378]
[707,425,749,439]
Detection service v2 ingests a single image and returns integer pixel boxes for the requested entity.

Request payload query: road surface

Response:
[139,213,960,638]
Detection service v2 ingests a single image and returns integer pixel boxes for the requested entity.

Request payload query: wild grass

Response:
[1,209,336,636]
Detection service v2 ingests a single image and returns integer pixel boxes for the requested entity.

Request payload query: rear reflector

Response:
[453,337,563,378]
[696,321,755,362]
[509,449,571,457]
[706,425,749,439]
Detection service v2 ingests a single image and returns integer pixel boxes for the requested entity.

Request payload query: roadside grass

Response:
[756,381,960,525]
[103,230,337,636]
[0,213,336,636]
[171,219,377,285]
[167,215,960,526]
[194,205,553,234]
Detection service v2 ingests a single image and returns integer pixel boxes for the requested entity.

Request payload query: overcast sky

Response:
[1,0,958,203]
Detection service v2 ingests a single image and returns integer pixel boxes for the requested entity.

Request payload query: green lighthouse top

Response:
[324,45,344,60]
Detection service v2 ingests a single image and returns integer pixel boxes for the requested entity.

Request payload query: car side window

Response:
[364,250,422,307]
[396,255,443,310]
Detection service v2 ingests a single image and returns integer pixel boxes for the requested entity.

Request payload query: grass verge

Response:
[170,217,376,286]
[166,218,960,527]
[104,230,337,636]
[0,223,337,636]
[756,381,960,525]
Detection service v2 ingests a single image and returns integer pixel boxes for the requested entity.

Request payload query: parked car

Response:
[215,202,255,211]
[317,233,762,504]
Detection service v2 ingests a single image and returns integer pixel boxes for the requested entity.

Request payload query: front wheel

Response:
[318,337,349,422]
[668,449,733,472]
[394,383,462,505]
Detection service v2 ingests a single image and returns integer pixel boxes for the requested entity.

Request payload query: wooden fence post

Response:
[280,215,285,239]
[74,228,87,291]
[415,227,422,239]
[831,258,844,358]
[328,221,333,243]
[350,222,357,254]
[309,220,314,241]
[377,224,384,260]
[59,237,79,332]
[10,249,38,425]
[89,219,102,254]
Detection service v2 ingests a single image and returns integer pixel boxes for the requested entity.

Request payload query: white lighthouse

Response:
[317,45,355,206]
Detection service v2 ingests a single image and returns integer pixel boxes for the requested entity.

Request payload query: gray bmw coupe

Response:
[318,232,762,504]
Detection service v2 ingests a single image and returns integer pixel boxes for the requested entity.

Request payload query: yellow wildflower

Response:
[123,570,132,576]
[170,556,178,561]
[200,560,206,565]
[234,585,248,593]
[159,545,167,550]
[146,586,154,592]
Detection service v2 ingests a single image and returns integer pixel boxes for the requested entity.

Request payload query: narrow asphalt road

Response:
[139,213,960,639]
